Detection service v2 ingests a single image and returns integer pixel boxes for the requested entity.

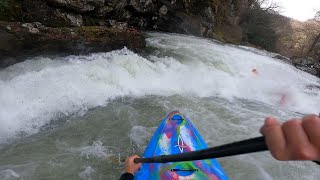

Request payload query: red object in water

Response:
[279,94,287,106]
[252,69,258,75]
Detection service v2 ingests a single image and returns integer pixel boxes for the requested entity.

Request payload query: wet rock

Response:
[2,0,249,41]
[199,7,215,37]
[295,66,319,76]
[45,0,105,13]
[97,6,114,17]
[22,23,40,34]
[159,5,168,16]
[2,0,251,48]
[109,21,128,30]
[130,0,155,13]
[55,10,84,26]
[0,21,146,68]
[305,84,320,90]
[291,56,320,77]
[22,0,82,27]
[273,54,291,64]
[202,7,214,24]
[273,54,290,61]
[291,57,317,66]
[14,0,218,37]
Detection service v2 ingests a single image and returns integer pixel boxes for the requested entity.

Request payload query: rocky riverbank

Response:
[273,54,320,78]
[0,0,249,68]
[291,57,320,77]
[0,0,319,78]
[0,21,145,68]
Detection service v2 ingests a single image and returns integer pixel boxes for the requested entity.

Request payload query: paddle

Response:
[134,136,320,165]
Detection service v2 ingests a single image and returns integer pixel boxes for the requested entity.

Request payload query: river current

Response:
[0,33,319,179]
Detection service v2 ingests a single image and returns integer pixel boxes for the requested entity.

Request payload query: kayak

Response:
[134,111,228,180]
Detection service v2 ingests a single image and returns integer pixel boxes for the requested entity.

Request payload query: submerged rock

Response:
[0,21,146,68]
[273,54,290,62]
[291,56,320,77]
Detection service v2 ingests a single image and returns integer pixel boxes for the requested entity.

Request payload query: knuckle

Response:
[283,119,301,129]
[302,115,320,127]
[291,147,316,160]
[303,114,319,121]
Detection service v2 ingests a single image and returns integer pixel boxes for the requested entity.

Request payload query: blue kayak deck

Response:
[134,111,228,180]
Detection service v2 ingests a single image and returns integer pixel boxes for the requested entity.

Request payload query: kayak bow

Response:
[134,111,228,180]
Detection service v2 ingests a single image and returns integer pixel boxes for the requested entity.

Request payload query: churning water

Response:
[0,33,319,179]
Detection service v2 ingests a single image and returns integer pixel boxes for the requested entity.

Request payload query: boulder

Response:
[291,57,317,66]
[5,0,219,37]
[0,21,146,68]
[45,0,105,13]
[273,54,291,64]
[295,66,319,76]
[22,0,83,27]
[130,0,155,13]
[291,56,320,77]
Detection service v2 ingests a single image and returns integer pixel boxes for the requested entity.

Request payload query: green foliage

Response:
[240,3,278,52]
[0,0,23,22]
[0,0,9,12]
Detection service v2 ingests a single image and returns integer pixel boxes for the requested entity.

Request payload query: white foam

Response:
[129,126,154,147]
[0,169,20,180]
[68,141,112,159]
[0,163,37,179]
[79,166,95,180]
[0,33,319,143]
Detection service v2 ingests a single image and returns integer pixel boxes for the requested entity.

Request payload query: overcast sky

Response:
[271,0,320,21]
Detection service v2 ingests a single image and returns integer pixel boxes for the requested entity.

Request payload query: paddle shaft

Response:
[134,136,266,163]
[134,136,320,165]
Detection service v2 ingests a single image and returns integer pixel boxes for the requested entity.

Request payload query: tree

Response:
[240,0,281,51]
[307,10,320,55]
[315,10,320,22]
[250,0,282,12]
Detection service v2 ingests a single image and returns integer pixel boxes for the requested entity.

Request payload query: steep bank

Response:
[0,21,145,68]
[0,0,253,68]
[1,0,319,78]
[1,0,252,41]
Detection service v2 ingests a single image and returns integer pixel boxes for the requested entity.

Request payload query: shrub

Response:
[0,0,9,12]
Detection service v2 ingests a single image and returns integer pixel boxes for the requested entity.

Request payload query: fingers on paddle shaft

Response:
[301,115,320,160]
[262,115,320,161]
[134,158,140,164]
[302,115,320,150]
[283,119,317,160]
[261,117,287,160]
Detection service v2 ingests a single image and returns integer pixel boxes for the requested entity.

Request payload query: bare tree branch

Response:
[315,10,320,22]
[250,0,282,13]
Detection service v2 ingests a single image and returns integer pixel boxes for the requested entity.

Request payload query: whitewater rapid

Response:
[1,33,319,144]
[0,33,319,179]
